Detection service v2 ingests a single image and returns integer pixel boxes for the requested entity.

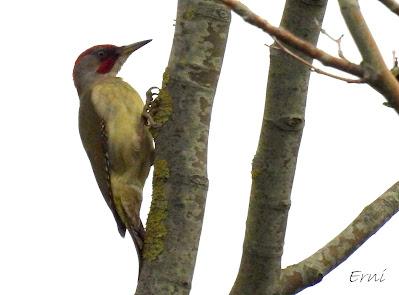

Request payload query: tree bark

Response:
[135,1,231,294]
[230,1,328,294]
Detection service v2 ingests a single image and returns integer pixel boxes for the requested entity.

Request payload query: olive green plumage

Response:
[79,77,154,262]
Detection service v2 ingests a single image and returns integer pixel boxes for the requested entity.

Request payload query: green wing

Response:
[78,91,126,237]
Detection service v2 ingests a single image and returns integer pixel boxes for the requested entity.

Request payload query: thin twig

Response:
[270,38,363,83]
[219,0,364,78]
[378,0,399,16]
[314,18,348,61]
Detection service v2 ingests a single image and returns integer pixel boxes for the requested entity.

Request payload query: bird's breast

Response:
[89,77,150,176]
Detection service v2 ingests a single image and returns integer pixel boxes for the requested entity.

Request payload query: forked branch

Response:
[219,0,364,78]
[220,0,399,113]
[270,38,363,83]
[314,18,347,60]
[338,0,399,111]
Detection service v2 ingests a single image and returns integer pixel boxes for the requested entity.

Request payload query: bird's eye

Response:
[97,50,106,58]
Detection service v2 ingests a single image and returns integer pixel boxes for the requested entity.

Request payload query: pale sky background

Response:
[1,0,398,294]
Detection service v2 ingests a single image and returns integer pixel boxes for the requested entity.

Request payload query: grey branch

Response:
[229,1,328,294]
[280,181,399,294]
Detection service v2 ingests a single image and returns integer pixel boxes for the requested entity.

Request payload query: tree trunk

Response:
[230,1,328,294]
[135,1,231,294]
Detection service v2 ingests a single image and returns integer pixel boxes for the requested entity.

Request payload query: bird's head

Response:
[73,39,151,94]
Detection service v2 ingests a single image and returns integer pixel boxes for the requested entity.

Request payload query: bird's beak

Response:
[119,39,152,57]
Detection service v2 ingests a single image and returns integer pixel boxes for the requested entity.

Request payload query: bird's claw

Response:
[146,87,160,104]
[143,87,161,128]
[142,112,161,128]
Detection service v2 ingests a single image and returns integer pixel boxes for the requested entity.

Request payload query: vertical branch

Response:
[135,1,231,294]
[229,1,328,294]
[338,0,399,111]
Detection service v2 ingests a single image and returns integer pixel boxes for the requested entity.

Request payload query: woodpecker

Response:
[73,40,154,268]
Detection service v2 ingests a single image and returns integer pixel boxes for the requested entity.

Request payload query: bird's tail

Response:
[128,220,145,275]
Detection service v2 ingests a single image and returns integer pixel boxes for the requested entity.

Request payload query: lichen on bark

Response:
[143,159,169,261]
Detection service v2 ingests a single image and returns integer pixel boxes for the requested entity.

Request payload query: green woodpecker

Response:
[73,40,154,268]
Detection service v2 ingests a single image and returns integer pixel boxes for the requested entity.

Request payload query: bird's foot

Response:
[143,87,161,128]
